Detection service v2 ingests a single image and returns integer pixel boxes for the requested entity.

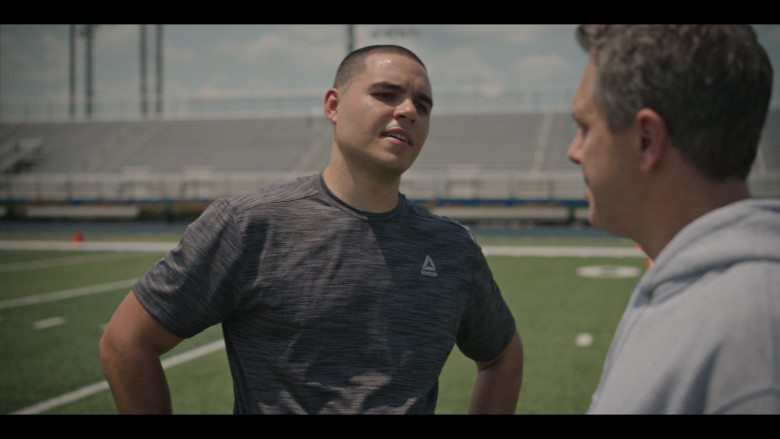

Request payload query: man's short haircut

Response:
[332,45,427,90]
[576,25,774,181]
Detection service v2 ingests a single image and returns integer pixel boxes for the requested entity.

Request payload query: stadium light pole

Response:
[347,24,355,54]
[140,24,164,118]
[155,24,163,116]
[140,25,148,118]
[81,25,97,118]
[69,25,76,120]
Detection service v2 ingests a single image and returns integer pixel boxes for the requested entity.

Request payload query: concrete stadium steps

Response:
[0,121,139,173]
[1,109,777,203]
[416,112,549,171]
[119,117,325,173]
[0,116,328,175]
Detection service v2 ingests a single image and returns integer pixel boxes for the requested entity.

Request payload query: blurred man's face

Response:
[568,61,642,237]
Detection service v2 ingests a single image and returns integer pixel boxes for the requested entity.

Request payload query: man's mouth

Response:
[382,132,411,146]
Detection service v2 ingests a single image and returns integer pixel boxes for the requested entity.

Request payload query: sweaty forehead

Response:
[365,53,431,92]
[367,53,428,79]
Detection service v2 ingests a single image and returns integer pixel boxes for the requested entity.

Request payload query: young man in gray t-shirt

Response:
[100,44,523,414]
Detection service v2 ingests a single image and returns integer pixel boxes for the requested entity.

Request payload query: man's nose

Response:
[567,133,582,164]
[395,98,417,121]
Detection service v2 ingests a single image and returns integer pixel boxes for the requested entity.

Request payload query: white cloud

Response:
[0,28,68,92]
[93,24,141,57]
[427,46,499,86]
[510,53,576,85]
[445,24,572,46]
[217,32,287,61]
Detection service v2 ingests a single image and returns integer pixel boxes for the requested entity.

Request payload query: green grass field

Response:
[0,223,645,414]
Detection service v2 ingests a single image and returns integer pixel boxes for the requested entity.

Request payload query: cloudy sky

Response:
[2,24,779,120]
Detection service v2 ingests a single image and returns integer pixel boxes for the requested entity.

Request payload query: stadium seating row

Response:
[0,109,778,206]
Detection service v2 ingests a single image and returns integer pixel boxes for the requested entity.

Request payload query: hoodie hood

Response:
[636,198,780,302]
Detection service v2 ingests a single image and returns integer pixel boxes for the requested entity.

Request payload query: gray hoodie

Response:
[587,198,780,414]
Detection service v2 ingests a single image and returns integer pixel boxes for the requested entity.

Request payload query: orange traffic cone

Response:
[634,242,651,270]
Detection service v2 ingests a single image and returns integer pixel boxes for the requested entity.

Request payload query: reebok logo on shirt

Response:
[421,255,438,277]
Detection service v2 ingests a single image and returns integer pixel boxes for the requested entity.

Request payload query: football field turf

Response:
[0,223,645,414]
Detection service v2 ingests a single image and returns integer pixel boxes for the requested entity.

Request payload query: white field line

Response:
[0,252,157,273]
[0,240,178,252]
[0,279,138,310]
[481,245,645,258]
[10,339,226,415]
[0,245,645,313]
[0,240,646,258]
[0,240,172,309]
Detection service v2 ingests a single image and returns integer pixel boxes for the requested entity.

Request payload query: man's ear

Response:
[324,88,339,123]
[635,108,669,174]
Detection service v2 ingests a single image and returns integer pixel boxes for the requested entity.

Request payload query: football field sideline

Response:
[0,239,646,258]
[3,238,645,414]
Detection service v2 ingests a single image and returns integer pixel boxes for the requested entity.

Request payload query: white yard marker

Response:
[576,265,641,279]
[32,317,66,330]
[575,333,594,347]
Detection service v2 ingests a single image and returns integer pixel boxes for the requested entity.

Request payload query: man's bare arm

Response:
[99,291,183,414]
[469,330,523,414]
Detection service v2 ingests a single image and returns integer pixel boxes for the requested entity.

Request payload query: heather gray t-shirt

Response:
[134,173,516,414]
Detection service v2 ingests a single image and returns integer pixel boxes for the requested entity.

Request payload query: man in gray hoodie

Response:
[568,25,779,414]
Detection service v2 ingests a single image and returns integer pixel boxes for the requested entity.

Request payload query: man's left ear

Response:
[635,108,669,174]
[324,88,339,123]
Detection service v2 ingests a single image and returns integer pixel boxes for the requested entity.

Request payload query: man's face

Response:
[568,61,641,237]
[326,52,432,179]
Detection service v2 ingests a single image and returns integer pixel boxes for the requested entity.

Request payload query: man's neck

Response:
[322,163,401,213]
[637,177,750,260]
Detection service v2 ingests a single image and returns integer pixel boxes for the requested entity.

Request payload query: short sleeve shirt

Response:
[134,174,516,414]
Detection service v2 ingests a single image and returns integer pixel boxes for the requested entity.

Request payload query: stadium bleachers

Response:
[0,108,778,210]
[0,116,330,174]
